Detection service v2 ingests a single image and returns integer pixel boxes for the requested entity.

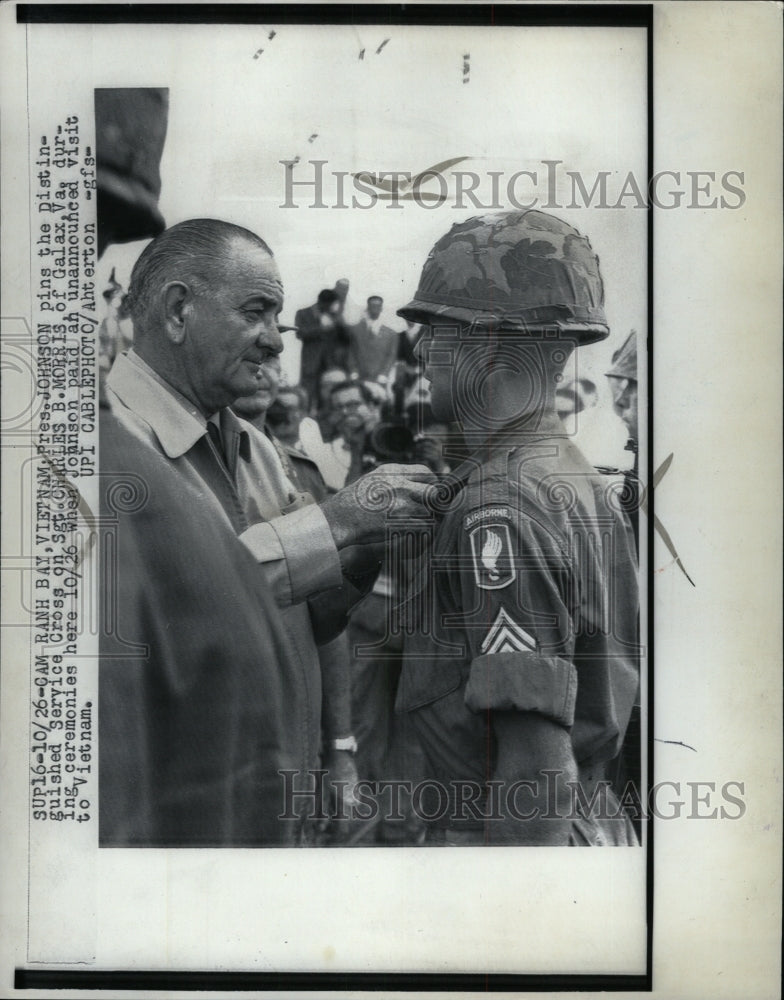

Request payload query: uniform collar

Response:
[449,413,568,486]
[464,413,566,458]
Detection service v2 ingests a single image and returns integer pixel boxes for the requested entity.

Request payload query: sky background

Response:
[80,23,647,390]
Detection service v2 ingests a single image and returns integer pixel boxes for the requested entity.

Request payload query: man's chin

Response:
[234,403,268,418]
[228,382,268,410]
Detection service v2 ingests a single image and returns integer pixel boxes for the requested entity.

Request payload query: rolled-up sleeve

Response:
[465,651,577,727]
[456,501,578,729]
[240,503,342,607]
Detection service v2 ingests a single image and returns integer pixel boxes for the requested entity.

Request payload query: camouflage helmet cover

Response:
[397,210,609,345]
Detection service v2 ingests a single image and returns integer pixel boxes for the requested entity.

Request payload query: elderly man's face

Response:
[183,239,284,413]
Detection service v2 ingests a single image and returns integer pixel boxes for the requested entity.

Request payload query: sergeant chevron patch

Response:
[480,607,537,654]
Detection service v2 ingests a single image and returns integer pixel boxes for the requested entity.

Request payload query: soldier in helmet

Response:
[395,210,640,846]
[606,330,638,439]
[606,329,640,550]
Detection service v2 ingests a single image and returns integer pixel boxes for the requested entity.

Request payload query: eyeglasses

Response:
[333,399,362,412]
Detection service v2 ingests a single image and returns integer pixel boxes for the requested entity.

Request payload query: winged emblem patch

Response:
[468,521,516,590]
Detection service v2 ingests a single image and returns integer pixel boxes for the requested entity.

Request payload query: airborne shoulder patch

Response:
[463,506,511,531]
[467,518,516,590]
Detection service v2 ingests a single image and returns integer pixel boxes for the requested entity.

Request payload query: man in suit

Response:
[101,218,435,844]
[99,409,308,846]
[348,295,400,383]
[295,288,348,407]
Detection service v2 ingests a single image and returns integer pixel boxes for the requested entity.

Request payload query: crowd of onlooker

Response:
[99,273,450,492]
[99,271,634,492]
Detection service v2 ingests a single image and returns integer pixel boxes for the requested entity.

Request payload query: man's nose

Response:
[256,319,284,355]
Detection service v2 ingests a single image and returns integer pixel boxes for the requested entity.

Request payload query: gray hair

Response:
[126,218,273,334]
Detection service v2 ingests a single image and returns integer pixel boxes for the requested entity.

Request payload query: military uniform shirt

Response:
[398,418,639,827]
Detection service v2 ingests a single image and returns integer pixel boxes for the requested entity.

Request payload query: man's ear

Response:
[161,281,190,345]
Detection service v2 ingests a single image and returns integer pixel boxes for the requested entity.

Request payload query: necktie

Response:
[206,421,227,467]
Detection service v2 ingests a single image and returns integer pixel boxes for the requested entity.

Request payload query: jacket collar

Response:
[107,350,249,463]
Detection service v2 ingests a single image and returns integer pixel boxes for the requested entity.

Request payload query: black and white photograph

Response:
[94,22,647,856]
[0,2,781,997]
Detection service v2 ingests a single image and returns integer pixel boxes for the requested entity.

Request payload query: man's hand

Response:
[324,748,361,815]
[323,749,381,845]
[320,464,437,551]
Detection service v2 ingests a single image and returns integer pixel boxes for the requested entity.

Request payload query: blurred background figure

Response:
[333,277,362,326]
[604,330,641,830]
[233,360,329,508]
[95,87,169,257]
[348,295,400,384]
[318,379,377,491]
[314,366,351,438]
[359,379,385,431]
[266,385,307,446]
[556,370,632,471]
[295,288,349,409]
[555,377,605,466]
[366,363,452,475]
[397,319,424,369]
[98,268,134,401]
[605,330,639,445]
[605,329,640,550]
[230,354,283,431]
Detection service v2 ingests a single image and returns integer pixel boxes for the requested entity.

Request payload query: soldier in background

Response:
[606,331,638,443]
[605,330,642,833]
[396,210,640,846]
[605,331,640,552]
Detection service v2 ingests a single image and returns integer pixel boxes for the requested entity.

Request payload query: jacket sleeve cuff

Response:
[464,652,577,728]
[239,504,342,606]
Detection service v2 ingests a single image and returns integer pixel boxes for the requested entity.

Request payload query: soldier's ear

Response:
[161,281,190,345]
